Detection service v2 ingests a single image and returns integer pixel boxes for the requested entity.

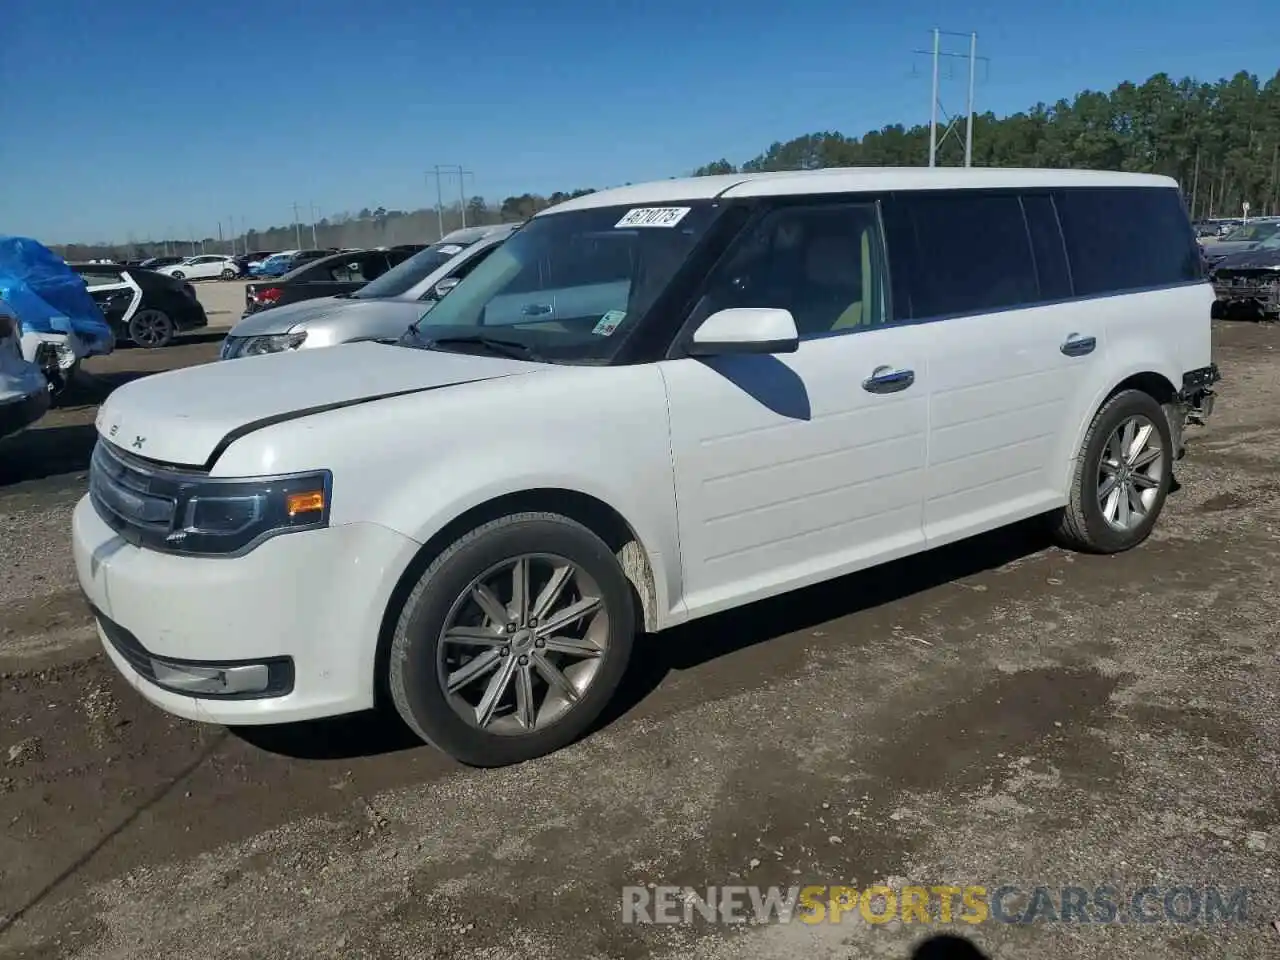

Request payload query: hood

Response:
[95,341,546,468]
[1212,247,1280,272]
[230,296,357,336]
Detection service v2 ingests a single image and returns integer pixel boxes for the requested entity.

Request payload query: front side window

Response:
[686,203,889,336]
[406,203,722,362]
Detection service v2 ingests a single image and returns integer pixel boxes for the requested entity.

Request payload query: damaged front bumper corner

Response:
[1167,364,1221,460]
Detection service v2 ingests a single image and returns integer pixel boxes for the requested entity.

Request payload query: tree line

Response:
[53,68,1279,262]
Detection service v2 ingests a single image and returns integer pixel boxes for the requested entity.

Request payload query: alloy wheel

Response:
[1097,414,1164,531]
[436,553,609,735]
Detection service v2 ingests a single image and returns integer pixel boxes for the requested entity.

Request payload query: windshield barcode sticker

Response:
[615,207,691,228]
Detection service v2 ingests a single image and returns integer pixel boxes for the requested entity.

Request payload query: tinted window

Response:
[903,193,1038,317]
[1021,195,1073,301]
[1055,187,1200,295]
[693,203,889,336]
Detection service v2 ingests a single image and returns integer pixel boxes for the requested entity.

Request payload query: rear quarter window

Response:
[1054,187,1201,296]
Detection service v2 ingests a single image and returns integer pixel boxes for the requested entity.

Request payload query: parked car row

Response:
[222,224,520,356]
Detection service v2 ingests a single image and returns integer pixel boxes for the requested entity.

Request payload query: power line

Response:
[913,29,989,167]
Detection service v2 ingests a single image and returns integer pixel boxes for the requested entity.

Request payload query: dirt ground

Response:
[0,323,1277,959]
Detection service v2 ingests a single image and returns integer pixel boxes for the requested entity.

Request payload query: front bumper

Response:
[0,387,50,438]
[73,495,421,725]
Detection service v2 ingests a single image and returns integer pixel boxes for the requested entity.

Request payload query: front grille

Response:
[89,440,203,550]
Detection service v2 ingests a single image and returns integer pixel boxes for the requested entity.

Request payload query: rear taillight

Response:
[252,287,283,305]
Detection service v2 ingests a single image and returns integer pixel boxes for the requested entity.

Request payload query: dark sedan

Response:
[242,248,414,316]
[72,263,208,348]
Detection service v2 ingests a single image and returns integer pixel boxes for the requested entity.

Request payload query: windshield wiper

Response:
[419,334,545,362]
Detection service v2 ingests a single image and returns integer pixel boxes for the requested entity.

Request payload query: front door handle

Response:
[1060,333,1096,357]
[862,365,915,394]
[522,303,553,316]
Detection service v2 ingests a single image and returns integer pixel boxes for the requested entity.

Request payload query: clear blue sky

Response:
[1,0,1275,243]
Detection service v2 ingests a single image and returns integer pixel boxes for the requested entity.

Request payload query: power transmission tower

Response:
[913,29,989,167]
[428,165,475,234]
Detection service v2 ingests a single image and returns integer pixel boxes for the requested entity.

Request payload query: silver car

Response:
[219,224,520,359]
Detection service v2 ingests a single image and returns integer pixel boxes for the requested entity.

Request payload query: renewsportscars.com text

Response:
[621,884,1251,925]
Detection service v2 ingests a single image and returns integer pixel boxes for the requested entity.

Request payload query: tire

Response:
[170,270,185,280]
[389,512,635,767]
[128,309,175,349]
[1051,389,1174,554]
[220,268,236,280]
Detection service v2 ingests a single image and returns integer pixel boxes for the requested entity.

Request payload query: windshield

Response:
[1223,221,1279,243]
[403,202,721,363]
[354,241,484,299]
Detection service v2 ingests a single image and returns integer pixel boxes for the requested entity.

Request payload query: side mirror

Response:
[687,307,799,357]
[433,277,460,298]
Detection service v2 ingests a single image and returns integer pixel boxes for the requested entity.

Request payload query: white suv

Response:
[73,168,1218,767]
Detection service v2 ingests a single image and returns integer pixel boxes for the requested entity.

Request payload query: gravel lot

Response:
[190,279,250,329]
[0,322,1277,959]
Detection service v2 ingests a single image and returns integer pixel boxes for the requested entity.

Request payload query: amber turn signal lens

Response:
[285,490,325,517]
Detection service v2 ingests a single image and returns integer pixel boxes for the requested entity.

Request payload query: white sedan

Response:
[155,255,238,282]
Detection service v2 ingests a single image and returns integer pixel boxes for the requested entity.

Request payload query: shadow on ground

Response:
[114,330,227,351]
[911,935,989,959]
[239,517,1051,762]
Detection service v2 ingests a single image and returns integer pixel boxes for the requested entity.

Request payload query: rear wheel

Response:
[389,512,635,767]
[1052,389,1173,553]
[220,268,236,280]
[170,270,185,280]
[128,309,175,348]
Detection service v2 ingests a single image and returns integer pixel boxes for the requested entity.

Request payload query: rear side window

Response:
[901,192,1038,317]
[1055,187,1201,295]
[1021,195,1073,301]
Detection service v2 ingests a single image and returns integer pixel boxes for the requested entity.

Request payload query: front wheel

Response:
[1051,389,1173,553]
[389,512,635,767]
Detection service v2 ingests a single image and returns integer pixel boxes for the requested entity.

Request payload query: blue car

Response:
[250,248,339,278]
[249,251,300,277]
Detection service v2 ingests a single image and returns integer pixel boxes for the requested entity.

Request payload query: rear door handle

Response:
[862,365,915,394]
[1060,333,1096,357]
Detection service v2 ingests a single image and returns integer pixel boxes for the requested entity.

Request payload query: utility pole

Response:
[914,29,989,167]
[428,165,473,233]
[1190,147,1201,220]
[929,29,940,167]
[229,214,237,256]
[217,220,224,255]
[309,203,320,247]
[428,167,447,239]
[291,202,302,249]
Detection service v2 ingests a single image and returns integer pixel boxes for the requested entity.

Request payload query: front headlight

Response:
[240,331,308,356]
[162,471,331,555]
[90,441,332,556]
